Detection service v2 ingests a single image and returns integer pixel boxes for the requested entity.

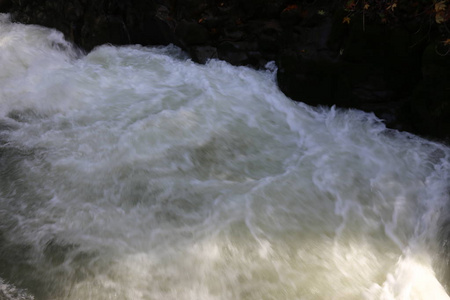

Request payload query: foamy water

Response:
[0,15,449,300]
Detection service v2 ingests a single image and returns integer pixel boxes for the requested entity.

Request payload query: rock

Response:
[0,0,12,12]
[81,15,129,49]
[189,45,219,64]
[277,50,345,106]
[174,0,207,20]
[126,3,178,47]
[280,4,302,26]
[256,20,282,52]
[175,20,209,46]
[217,41,250,66]
[409,42,450,140]
[237,0,286,18]
[138,13,177,46]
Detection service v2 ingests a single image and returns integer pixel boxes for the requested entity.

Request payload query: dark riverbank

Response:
[2,0,449,141]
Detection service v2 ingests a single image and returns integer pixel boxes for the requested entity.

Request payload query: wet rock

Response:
[81,15,129,49]
[277,50,345,106]
[175,20,209,46]
[256,20,282,52]
[409,42,450,140]
[0,0,12,12]
[223,27,245,40]
[190,45,219,64]
[174,0,207,20]
[64,1,83,22]
[217,41,249,66]
[140,17,177,46]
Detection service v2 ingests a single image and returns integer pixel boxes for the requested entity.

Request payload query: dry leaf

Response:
[387,3,397,11]
[343,16,351,24]
[435,1,447,12]
[346,0,356,10]
[283,4,298,12]
[436,12,445,23]
[364,3,370,10]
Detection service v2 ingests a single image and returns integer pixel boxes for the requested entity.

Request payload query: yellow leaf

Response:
[346,0,356,10]
[443,38,450,45]
[343,16,351,24]
[435,1,447,12]
[387,3,397,11]
[436,12,445,24]
[364,3,370,10]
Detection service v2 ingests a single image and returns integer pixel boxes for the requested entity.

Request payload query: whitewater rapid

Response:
[0,15,450,300]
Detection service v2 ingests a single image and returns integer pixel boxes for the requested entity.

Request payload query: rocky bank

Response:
[1,0,449,141]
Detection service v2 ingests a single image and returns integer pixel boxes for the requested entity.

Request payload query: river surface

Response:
[0,15,450,300]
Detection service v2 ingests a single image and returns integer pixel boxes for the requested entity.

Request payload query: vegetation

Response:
[342,0,450,53]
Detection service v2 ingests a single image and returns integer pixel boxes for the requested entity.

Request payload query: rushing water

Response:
[0,15,450,300]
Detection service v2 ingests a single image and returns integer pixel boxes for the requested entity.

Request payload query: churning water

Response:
[0,15,450,300]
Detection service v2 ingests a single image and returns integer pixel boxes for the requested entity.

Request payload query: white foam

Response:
[0,17,449,299]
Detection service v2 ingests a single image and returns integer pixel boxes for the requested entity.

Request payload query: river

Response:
[0,15,450,300]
